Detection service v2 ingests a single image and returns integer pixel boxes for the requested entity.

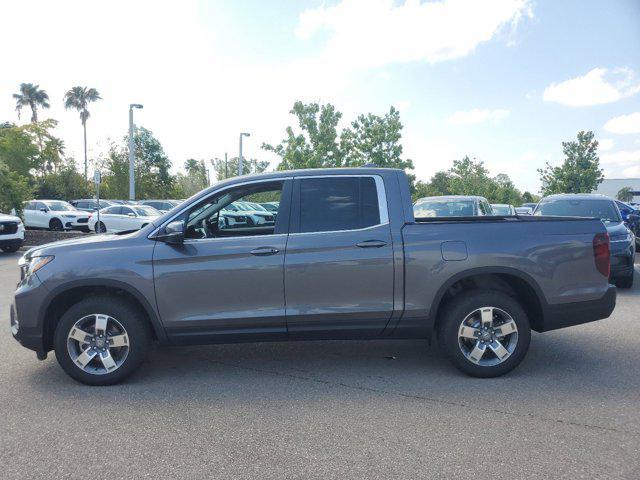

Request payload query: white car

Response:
[0,212,25,253]
[89,204,161,233]
[23,200,90,231]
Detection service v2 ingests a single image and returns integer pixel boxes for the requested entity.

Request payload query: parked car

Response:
[138,200,181,214]
[236,201,276,224]
[88,204,161,233]
[534,194,635,288]
[0,212,25,253]
[11,168,616,385]
[414,195,494,217]
[521,202,537,210]
[491,204,516,215]
[22,200,90,231]
[514,206,533,215]
[259,202,279,213]
[106,199,139,206]
[69,199,115,212]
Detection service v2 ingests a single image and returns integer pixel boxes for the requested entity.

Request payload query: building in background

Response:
[595,179,640,203]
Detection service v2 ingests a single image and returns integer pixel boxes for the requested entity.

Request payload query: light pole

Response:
[238,132,250,176]
[128,104,143,200]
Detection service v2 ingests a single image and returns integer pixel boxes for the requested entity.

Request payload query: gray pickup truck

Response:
[11,168,616,385]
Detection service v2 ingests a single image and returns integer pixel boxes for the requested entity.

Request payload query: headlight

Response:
[19,255,54,279]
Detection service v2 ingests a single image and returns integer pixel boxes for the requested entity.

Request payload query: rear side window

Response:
[299,177,380,233]
[104,207,122,215]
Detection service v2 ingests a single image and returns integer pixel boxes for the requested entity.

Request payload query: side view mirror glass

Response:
[155,220,185,245]
[127,213,136,217]
[40,208,48,212]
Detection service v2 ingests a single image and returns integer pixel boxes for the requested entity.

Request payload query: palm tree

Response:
[64,86,102,180]
[13,83,50,123]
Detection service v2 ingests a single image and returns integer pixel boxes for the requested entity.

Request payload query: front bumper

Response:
[0,238,24,249]
[10,273,49,359]
[609,245,635,280]
[539,284,616,332]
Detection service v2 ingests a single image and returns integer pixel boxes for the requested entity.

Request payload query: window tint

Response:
[24,202,35,211]
[105,206,122,215]
[299,177,380,233]
[121,207,134,216]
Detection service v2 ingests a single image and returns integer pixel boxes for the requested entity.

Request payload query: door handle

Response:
[356,240,388,248]
[250,247,280,256]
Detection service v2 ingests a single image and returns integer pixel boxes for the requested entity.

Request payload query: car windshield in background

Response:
[46,201,74,211]
[492,205,512,215]
[414,200,475,217]
[133,206,160,216]
[535,199,621,223]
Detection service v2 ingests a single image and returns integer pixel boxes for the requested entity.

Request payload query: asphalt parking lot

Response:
[1,252,639,479]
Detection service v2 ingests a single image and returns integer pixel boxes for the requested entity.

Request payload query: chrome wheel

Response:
[458,306,518,367]
[66,314,130,375]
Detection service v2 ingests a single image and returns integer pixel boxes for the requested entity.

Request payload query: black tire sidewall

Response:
[95,222,106,233]
[1,246,20,253]
[438,290,531,378]
[49,218,63,231]
[53,296,150,386]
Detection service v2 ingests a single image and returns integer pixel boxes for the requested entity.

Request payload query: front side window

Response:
[299,177,380,233]
[185,181,283,240]
[46,201,74,212]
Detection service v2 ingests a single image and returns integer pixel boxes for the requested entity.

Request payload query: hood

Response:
[24,230,140,257]
[0,213,20,222]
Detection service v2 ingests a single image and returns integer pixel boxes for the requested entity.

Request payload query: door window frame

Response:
[151,177,294,243]
[289,175,389,236]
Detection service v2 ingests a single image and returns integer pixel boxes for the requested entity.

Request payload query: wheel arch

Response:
[39,279,167,352]
[430,267,547,333]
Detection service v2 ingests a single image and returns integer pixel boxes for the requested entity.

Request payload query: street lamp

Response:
[238,132,250,176]
[128,104,143,200]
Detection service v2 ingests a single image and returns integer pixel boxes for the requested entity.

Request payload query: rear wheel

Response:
[616,274,634,289]
[437,290,531,378]
[54,296,150,385]
[49,218,63,231]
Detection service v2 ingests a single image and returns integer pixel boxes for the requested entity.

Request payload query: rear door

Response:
[285,175,394,338]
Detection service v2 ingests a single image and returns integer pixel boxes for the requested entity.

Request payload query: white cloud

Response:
[600,150,640,167]
[604,112,640,135]
[296,0,532,70]
[623,165,640,177]
[543,68,640,107]
[598,138,614,151]
[446,109,510,125]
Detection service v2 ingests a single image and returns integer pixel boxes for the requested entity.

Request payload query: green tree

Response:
[176,158,209,197]
[64,86,102,180]
[263,101,344,170]
[538,131,604,195]
[100,127,179,200]
[13,83,50,123]
[0,123,40,176]
[521,191,540,204]
[35,160,91,200]
[617,187,634,203]
[0,161,32,215]
[211,156,269,181]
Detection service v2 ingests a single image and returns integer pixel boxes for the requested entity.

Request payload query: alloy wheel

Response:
[457,306,519,367]
[66,314,130,375]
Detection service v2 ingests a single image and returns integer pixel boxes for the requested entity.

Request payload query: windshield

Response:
[535,199,621,223]
[414,199,476,217]
[133,206,161,216]
[492,205,513,215]
[45,201,75,211]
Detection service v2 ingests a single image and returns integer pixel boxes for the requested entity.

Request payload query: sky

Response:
[1,0,639,194]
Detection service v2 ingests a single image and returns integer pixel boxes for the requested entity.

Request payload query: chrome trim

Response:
[183,232,288,245]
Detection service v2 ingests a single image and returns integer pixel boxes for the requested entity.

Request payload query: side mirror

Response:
[127,212,136,217]
[39,208,48,213]
[155,220,184,245]
[628,214,640,222]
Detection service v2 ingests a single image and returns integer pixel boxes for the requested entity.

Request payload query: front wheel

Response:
[49,218,63,231]
[437,290,531,378]
[95,221,106,233]
[54,296,150,385]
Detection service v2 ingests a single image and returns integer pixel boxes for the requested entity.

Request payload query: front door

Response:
[285,175,395,338]
[153,179,292,344]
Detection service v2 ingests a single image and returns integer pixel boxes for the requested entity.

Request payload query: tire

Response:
[1,245,20,253]
[53,295,150,386]
[49,218,63,231]
[95,221,106,233]
[437,290,531,378]
[616,274,634,289]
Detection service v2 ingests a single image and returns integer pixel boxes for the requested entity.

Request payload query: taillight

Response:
[593,232,610,277]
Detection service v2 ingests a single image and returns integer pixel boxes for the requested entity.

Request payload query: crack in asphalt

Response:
[198,355,640,438]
